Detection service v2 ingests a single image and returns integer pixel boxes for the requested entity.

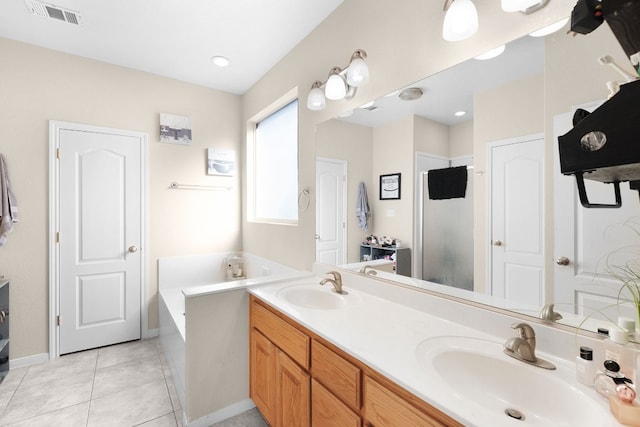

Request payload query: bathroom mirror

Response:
[315,20,640,335]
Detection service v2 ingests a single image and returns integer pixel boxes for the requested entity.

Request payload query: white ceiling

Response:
[0,0,343,94]
[341,35,545,127]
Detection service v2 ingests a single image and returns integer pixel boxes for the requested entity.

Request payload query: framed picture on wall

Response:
[159,113,192,145]
[380,173,401,200]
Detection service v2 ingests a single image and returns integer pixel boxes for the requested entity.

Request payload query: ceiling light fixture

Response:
[398,87,424,101]
[474,45,506,60]
[210,56,231,67]
[501,0,549,14]
[442,0,478,42]
[454,110,467,117]
[306,50,369,111]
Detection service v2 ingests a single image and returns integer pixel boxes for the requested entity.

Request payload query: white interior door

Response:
[315,158,346,265]
[554,109,639,323]
[54,122,145,355]
[489,136,544,308]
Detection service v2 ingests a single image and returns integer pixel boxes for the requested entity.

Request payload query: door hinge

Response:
[56,315,60,326]
[56,148,61,159]
[55,232,60,243]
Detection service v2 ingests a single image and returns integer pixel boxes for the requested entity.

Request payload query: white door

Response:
[489,136,544,307]
[553,110,639,324]
[315,158,346,265]
[54,122,145,355]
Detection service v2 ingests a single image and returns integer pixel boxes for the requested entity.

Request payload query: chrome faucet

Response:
[539,303,563,322]
[320,271,347,294]
[503,323,555,370]
[358,265,378,275]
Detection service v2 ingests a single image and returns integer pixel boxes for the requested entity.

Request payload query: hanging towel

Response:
[427,166,468,200]
[0,154,19,248]
[356,182,370,231]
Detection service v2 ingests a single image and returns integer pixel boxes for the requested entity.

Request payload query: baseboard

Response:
[145,328,159,338]
[10,352,49,369]
[186,398,256,427]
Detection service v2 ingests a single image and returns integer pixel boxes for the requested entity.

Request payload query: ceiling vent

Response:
[24,0,82,25]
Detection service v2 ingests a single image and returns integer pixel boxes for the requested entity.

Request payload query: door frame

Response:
[315,157,347,265]
[48,120,149,359]
[486,133,544,297]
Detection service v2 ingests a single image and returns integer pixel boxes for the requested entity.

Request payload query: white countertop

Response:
[249,272,625,427]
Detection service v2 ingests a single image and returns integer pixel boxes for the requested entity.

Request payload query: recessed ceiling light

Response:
[211,56,231,67]
[454,111,467,117]
[474,45,506,60]
[359,101,375,109]
[529,18,569,37]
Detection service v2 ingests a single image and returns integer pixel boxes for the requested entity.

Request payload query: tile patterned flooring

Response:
[0,339,182,426]
[0,338,269,427]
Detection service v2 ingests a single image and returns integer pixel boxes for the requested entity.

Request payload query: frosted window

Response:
[252,99,298,223]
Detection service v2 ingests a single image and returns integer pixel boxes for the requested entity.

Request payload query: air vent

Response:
[362,105,379,112]
[24,0,82,25]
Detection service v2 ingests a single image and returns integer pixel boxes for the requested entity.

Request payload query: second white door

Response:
[315,158,346,265]
[54,122,145,355]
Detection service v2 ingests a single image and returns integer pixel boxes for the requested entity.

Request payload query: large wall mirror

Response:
[315,19,640,336]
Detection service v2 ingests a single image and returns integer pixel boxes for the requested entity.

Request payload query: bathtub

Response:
[158,252,309,426]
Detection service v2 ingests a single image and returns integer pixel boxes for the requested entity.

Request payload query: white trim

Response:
[10,352,49,369]
[186,398,256,427]
[48,120,148,358]
[485,132,544,297]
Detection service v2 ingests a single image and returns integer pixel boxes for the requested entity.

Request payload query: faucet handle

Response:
[511,323,535,339]
[326,270,342,281]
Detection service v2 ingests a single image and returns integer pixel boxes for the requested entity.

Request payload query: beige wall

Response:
[0,38,242,359]
[315,119,373,263]
[473,73,545,292]
[242,0,573,272]
[414,116,451,158]
[449,121,474,159]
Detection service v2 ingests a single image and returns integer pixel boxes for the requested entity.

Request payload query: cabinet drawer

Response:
[363,376,450,427]
[311,339,360,410]
[312,378,361,427]
[250,298,310,369]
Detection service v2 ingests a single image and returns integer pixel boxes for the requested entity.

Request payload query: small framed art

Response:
[380,173,401,200]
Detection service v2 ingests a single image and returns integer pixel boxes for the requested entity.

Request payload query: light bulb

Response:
[306,86,326,110]
[442,0,478,42]
[346,57,369,87]
[325,73,347,100]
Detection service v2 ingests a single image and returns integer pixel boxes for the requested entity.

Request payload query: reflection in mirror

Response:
[315,20,640,336]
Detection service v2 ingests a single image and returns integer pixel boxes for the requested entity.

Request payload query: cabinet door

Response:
[277,350,310,427]
[311,340,360,410]
[250,329,277,426]
[363,376,451,427]
[312,378,361,427]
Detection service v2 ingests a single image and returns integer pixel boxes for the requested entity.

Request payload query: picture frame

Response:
[207,148,236,176]
[380,173,401,200]
[159,113,192,145]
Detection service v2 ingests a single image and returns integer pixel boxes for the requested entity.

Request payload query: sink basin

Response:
[415,336,612,426]
[276,284,360,310]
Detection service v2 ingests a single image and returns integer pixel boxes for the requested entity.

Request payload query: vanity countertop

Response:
[248,271,626,427]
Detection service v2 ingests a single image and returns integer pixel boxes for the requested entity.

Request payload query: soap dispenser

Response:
[576,346,597,387]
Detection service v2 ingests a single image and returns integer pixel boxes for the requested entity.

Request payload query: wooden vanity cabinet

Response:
[249,295,462,427]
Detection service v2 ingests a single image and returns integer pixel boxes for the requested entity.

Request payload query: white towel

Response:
[0,154,19,247]
[356,182,370,231]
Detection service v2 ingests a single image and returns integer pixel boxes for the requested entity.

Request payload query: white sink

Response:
[415,336,613,427]
[276,283,360,310]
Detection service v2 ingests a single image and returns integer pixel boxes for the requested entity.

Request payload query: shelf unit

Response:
[0,280,8,382]
[359,245,411,276]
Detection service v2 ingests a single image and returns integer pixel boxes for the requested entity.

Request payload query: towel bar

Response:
[169,182,231,191]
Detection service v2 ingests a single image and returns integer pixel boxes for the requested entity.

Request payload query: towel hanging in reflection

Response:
[427,166,468,200]
[356,182,370,231]
[0,153,19,247]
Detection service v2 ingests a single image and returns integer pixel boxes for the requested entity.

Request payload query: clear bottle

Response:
[576,346,597,387]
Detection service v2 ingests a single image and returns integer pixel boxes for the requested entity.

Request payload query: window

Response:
[248,98,299,224]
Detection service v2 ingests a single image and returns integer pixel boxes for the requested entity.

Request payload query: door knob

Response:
[128,245,138,253]
[556,256,570,266]
[315,234,320,240]
[492,240,503,247]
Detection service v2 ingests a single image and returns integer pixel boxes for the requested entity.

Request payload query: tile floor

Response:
[0,339,182,426]
[0,338,269,427]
